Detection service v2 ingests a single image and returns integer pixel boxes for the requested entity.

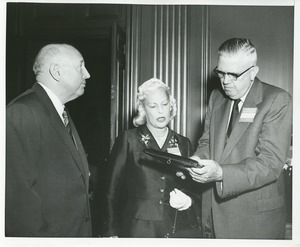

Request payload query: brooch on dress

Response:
[168,136,178,148]
[140,134,151,147]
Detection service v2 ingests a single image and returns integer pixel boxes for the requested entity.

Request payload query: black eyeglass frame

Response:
[213,65,255,81]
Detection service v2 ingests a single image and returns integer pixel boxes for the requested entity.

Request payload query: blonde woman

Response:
[106,78,202,238]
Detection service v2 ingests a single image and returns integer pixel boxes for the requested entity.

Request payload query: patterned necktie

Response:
[62,109,78,149]
[227,99,241,137]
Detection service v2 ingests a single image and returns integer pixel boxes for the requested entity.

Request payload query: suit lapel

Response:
[68,115,90,178]
[220,79,262,163]
[139,125,160,150]
[139,125,172,152]
[32,83,89,181]
[213,97,231,162]
[49,114,88,178]
[161,128,174,152]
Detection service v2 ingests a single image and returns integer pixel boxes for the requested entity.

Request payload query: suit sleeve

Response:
[186,138,194,157]
[217,90,292,198]
[6,103,55,236]
[194,91,215,159]
[106,131,128,236]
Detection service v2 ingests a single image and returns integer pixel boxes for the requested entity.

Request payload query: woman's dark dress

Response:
[106,125,202,238]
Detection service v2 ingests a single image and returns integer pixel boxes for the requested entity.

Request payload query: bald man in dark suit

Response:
[6,44,92,236]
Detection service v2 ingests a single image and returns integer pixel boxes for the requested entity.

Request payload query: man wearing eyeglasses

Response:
[187,38,292,239]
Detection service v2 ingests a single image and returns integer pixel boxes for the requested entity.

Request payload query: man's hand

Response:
[187,159,223,183]
[175,155,202,179]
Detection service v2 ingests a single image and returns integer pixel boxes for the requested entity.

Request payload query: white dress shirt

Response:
[38,82,65,123]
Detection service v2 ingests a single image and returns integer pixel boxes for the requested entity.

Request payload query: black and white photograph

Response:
[1,0,299,246]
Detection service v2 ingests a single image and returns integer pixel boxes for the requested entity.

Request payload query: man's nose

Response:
[222,74,231,84]
[83,67,91,79]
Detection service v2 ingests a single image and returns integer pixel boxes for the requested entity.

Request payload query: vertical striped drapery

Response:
[152,5,188,135]
[124,5,209,142]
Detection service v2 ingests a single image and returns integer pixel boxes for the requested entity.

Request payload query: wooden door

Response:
[110,22,126,150]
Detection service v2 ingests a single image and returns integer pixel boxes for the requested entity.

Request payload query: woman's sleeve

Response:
[106,131,128,236]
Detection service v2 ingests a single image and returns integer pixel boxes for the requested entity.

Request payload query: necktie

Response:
[62,109,78,149]
[227,99,241,137]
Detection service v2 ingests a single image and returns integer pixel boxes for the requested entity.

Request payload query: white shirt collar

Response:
[38,82,65,122]
[239,89,248,105]
[231,81,254,111]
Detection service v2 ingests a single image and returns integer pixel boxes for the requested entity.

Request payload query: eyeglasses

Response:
[213,65,255,81]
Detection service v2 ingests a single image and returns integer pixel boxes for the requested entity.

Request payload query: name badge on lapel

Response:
[239,108,257,122]
[167,147,182,156]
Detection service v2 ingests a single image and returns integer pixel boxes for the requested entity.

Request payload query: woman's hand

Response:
[169,188,192,211]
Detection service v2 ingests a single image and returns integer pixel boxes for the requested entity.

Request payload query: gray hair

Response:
[133,78,177,127]
[32,44,75,75]
[218,38,257,64]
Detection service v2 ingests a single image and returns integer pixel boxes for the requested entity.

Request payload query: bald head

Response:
[33,43,90,104]
[33,44,78,76]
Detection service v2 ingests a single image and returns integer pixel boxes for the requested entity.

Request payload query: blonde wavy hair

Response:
[133,78,177,127]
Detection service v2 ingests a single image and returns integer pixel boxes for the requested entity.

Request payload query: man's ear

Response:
[250,66,259,81]
[49,63,60,81]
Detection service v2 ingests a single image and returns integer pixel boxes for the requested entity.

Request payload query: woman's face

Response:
[143,87,171,129]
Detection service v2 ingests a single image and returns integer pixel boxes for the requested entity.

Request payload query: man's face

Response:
[217,52,258,100]
[59,48,91,102]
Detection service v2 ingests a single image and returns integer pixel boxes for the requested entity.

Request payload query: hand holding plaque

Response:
[143,148,203,170]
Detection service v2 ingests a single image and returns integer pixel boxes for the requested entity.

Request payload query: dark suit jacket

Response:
[6,83,92,237]
[106,125,201,237]
[195,78,292,239]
